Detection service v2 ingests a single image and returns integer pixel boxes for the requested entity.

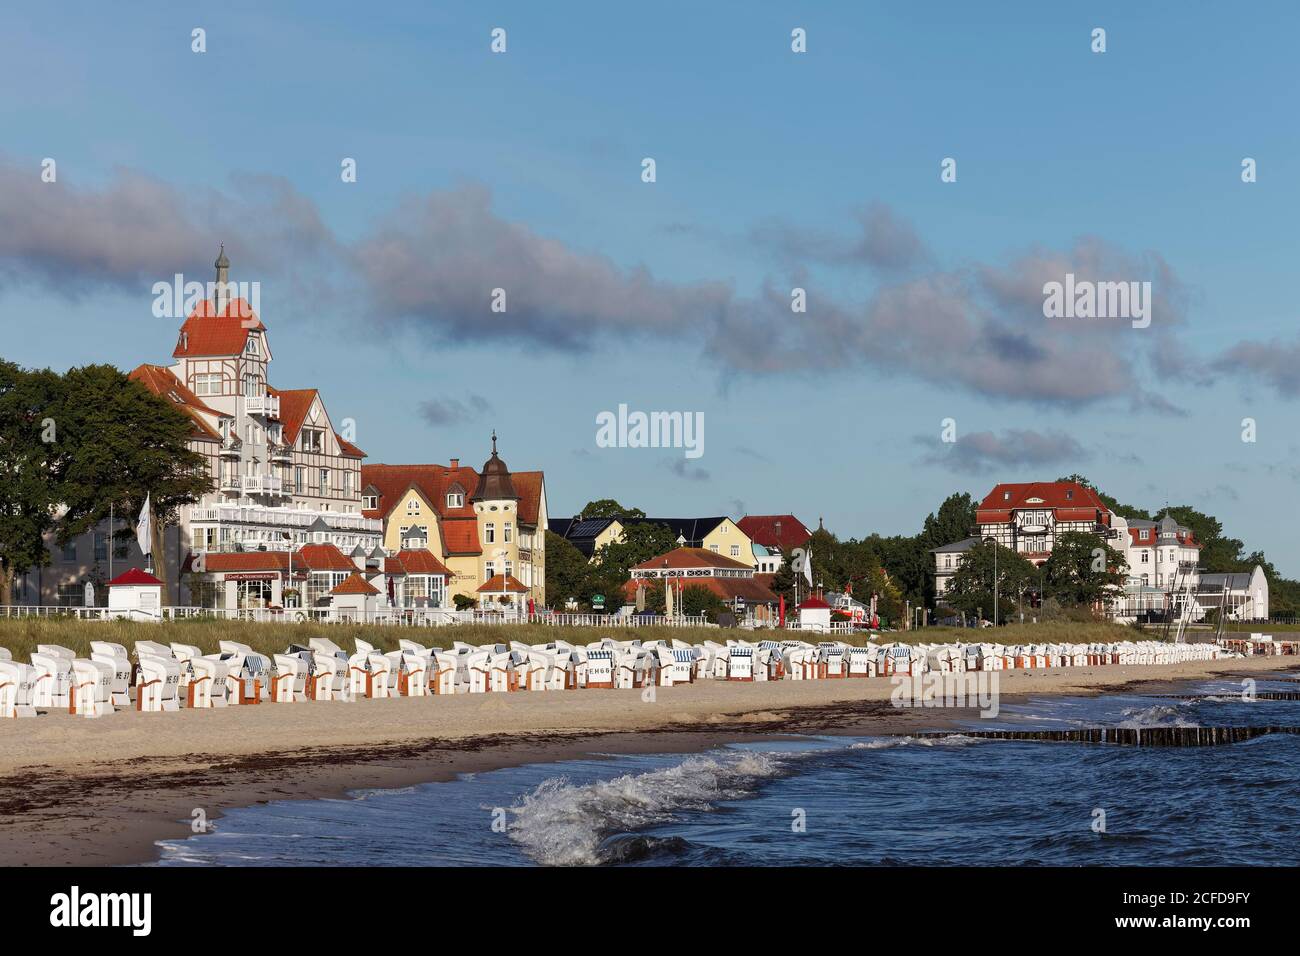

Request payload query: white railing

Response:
[241,474,283,495]
[189,505,379,532]
[244,394,281,418]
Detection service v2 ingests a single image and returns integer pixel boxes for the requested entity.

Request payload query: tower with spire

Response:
[471,430,521,586]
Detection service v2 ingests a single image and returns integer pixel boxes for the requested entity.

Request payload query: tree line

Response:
[0,361,210,605]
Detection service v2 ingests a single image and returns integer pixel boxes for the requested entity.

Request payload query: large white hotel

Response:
[13,249,384,607]
[931,480,1268,622]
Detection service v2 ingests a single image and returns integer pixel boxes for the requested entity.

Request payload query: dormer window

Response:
[1003,491,1011,501]
[245,335,259,356]
[362,494,378,510]
[447,492,464,508]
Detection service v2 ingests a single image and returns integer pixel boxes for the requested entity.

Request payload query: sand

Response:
[0,656,1291,866]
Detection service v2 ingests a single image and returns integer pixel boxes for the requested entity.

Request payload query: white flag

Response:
[136,493,152,556]
[803,548,814,587]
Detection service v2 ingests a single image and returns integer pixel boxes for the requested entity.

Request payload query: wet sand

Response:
[0,656,1290,866]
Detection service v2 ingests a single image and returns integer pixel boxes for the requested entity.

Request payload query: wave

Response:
[505,752,784,866]
[1117,703,1198,729]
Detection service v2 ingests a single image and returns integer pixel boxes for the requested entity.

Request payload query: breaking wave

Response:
[505,752,784,865]
[1117,703,1198,729]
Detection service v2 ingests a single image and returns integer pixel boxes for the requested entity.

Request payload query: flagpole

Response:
[109,502,114,582]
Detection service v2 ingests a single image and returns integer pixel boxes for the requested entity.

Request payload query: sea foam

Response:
[505,752,784,866]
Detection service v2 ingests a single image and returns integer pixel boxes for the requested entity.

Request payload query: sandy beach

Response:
[1,656,1291,867]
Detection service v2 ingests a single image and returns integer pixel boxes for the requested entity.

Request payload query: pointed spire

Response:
[215,243,230,269]
[491,429,498,456]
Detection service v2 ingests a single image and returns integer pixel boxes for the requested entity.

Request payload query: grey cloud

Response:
[665,458,710,482]
[417,394,492,426]
[916,428,1088,474]
[748,201,928,273]
[1210,337,1300,398]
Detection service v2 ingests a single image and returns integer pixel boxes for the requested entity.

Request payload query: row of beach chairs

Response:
[0,636,1226,718]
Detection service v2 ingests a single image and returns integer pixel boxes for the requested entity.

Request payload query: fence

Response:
[0,604,721,630]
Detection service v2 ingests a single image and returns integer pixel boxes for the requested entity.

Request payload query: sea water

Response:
[154,673,1300,866]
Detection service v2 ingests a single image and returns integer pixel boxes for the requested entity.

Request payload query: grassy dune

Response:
[0,616,1157,662]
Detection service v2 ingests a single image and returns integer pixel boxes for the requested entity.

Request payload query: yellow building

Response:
[550,516,755,568]
[361,435,547,607]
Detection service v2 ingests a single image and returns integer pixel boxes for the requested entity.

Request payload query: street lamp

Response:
[983,536,999,627]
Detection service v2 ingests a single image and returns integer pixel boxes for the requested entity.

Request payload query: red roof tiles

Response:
[128,364,223,441]
[477,574,528,593]
[736,515,811,551]
[631,547,753,573]
[107,568,164,586]
[332,572,380,595]
[172,299,265,358]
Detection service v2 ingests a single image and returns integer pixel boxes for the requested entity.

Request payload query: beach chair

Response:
[819,643,847,678]
[885,644,916,677]
[90,641,133,708]
[669,647,695,685]
[183,657,223,708]
[583,648,615,689]
[68,659,114,718]
[217,642,270,704]
[428,651,459,694]
[269,655,305,702]
[397,650,429,696]
[136,654,181,712]
[845,646,875,678]
[726,646,755,681]
[613,647,641,689]
[347,641,390,699]
[0,659,37,718]
[29,648,74,710]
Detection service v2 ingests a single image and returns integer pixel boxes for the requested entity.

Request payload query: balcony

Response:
[219,438,242,459]
[242,474,284,496]
[269,443,293,463]
[244,394,281,418]
[220,475,240,492]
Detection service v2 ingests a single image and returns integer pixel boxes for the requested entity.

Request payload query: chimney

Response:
[449,457,459,470]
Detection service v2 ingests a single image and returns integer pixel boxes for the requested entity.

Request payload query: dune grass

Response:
[0,615,1160,662]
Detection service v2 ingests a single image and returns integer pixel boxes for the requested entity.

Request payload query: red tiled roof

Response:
[172,299,265,358]
[631,547,753,573]
[477,574,528,593]
[201,552,292,572]
[267,386,365,458]
[295,543,357,571]
[392,549,451,576]
[128,364,223,441]
[107,568,164,586]
[977,481,1109,515]
[440,519,480,555]
[512,471,544,525]
[798,596,831,609]
[736,515,811,551]
[332,572,380,595]
[622,576,779,605]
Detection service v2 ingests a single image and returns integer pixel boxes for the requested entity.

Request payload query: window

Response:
[293,466,304,493]
[245,335,259,356]
[343,471,353,496]
[447,492,464,508]
[363,494,378,510]
[94,532,108,561]
[731,545,740,557]
[407,499,420,515]
[504,523,512,543]
[242,374,259,397]
[504,561,513,578]
[193,372,222,396]
[56,582,85,607]
[709,544,719,553]
[484,522,495,544]
[1141,551,1150,563]
[301,428,325,453]
[319,468,330,495]
[485,562,495,582]
[61,540,77,562]
[1139,529,1150,541]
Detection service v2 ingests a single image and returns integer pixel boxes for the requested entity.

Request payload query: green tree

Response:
[943,541,1038,623]
[578,499,644,520]
[55,365,211,605]
[543,530,590,608]
[0,362,67,604]
[679,584,727,622]
[1042,531,1128,608]
[920,492,977,549]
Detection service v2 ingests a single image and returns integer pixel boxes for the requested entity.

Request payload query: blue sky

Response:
[3,1,1299,573]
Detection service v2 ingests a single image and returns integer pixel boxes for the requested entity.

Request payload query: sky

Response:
[2,1,1299,573]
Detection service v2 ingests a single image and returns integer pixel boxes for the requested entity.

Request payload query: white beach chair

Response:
[397,650,429,696]
[429,650,459,694]
[727,646,755,681]
[29,649,74,710]
[90,641,133,707]
[583,648,615,689]
[184,657,223,708]
[68,659,114,718]
[136,654,181,712]
[0,659,38,718]
[270,654,305,702]
[845,646,876,678]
